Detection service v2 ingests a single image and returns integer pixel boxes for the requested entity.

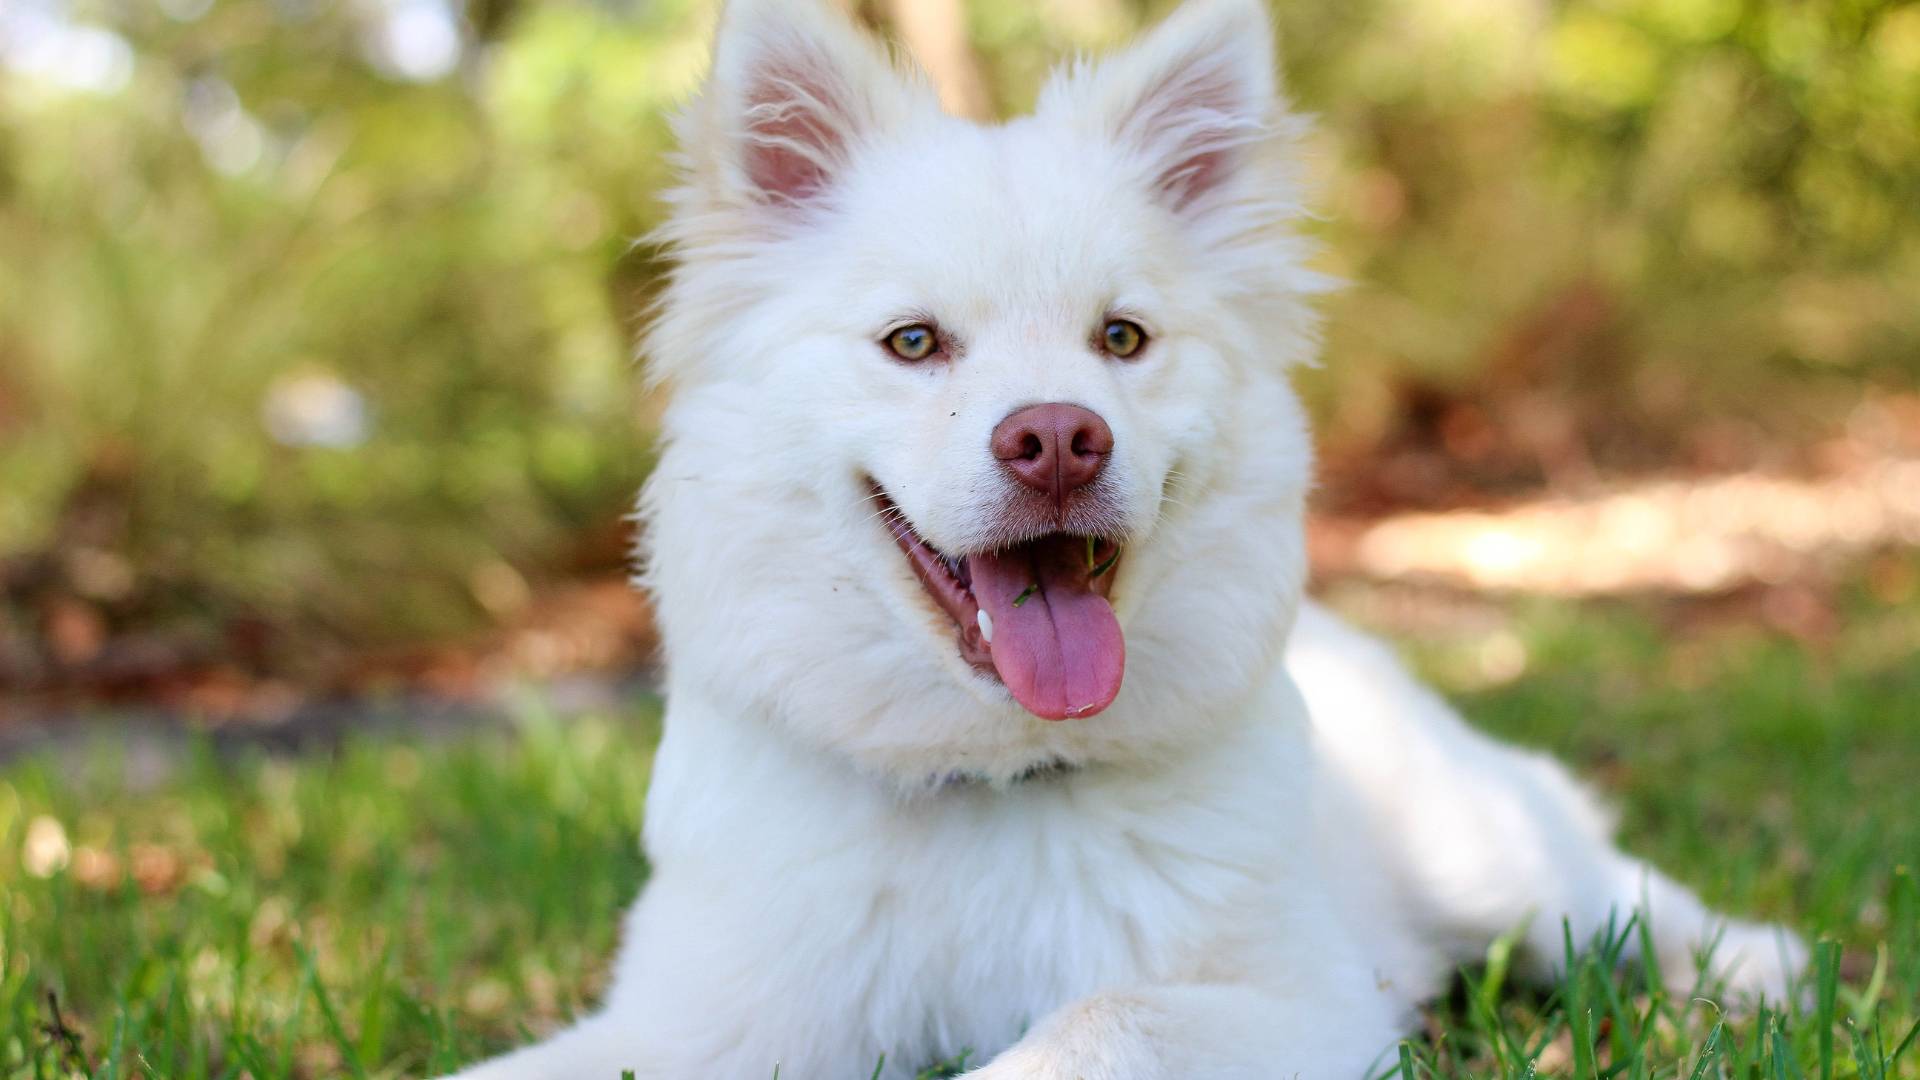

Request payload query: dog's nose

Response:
[991,403,1113,502]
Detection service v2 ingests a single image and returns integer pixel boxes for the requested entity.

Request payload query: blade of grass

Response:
[1814,939,1841,1080]
[1687,1019,1726,1080]
[357,943,392,1066]
[1886,1017,1920,1071]
[274,949,307,1080]
[302,944,368,1080]
[103,1011,128,1080]
[1771,1013,1807,1080]
[1634,910,1667,1014]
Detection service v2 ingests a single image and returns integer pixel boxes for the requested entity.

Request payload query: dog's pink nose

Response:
[992,403,1113,502]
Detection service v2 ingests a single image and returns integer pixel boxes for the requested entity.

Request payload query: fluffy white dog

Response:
[447,0,1803,1075]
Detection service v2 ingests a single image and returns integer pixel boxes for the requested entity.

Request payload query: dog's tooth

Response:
[976,609,994,645]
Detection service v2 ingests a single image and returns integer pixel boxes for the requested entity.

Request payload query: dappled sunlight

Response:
[1347,450,1920,595]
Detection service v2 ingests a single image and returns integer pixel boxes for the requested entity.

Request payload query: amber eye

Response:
[1101,319,1146,358]
[885,323,938,361]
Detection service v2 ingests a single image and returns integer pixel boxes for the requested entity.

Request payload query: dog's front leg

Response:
[966,982,1403,1080]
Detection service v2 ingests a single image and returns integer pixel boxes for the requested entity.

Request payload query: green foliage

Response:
[1279,0,1920,453]
[0,595,1917,1077]
[0,0,705,646]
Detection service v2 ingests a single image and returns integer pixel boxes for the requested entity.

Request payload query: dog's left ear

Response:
[1038,0,1279,213]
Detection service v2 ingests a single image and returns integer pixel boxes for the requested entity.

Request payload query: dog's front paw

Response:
[962,1044,1078,1080]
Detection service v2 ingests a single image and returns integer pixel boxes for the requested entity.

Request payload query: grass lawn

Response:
[1,579,1916,1079]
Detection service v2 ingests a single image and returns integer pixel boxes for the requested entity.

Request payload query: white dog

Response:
[448,0,1803,1075]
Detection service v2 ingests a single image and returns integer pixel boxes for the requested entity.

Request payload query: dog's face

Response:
[643,0,1323,784]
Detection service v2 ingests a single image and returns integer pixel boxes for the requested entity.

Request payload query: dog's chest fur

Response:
[617,685,1321,1072]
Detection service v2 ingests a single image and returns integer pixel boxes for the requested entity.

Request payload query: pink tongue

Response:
[969,537,1125,720]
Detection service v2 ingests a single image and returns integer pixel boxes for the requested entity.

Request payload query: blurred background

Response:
[3,0,1918,728]
[4,3,1920,1072]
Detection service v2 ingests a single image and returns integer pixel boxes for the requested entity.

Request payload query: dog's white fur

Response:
[446,0,1804,1075]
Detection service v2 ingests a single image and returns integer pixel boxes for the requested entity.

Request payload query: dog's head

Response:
[643,0,1324,785]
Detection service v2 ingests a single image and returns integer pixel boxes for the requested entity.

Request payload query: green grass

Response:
[1,587,1916,1079]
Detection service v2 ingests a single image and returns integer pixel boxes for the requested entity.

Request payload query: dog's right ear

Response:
[682,0,937,212]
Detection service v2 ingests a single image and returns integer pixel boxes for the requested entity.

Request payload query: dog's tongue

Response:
[969,536,1124,720]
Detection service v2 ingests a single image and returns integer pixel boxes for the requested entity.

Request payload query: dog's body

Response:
[448,1,1801,1076]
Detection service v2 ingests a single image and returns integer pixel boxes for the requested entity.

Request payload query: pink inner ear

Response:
[1125,49,1254,209]
[742,60,850,205]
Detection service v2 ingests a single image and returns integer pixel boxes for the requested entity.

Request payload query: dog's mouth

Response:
[872,486,1124,721]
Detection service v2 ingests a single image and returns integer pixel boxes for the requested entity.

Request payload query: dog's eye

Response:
[1101,319,1146,359]
[885,324,938,361]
